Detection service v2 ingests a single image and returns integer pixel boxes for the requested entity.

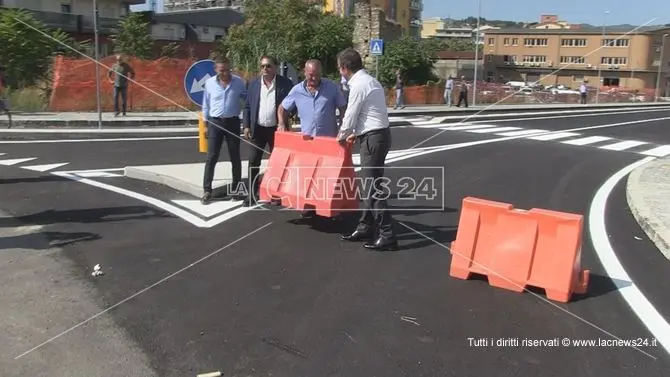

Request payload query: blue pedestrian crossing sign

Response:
[370,39,384,56]
[184,59,216,106]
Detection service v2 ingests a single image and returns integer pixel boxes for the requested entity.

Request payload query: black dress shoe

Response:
[364,236,398,251]
[201,192,212,205]
[341,229,372,242]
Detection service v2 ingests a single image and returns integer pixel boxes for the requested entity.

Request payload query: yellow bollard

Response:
[198,112,207,153]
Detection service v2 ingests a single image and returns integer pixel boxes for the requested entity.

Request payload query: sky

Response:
[422,0,670,26]
[133,0,670,27]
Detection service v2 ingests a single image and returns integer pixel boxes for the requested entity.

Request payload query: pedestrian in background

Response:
[336,47,398,251]
[393,69,405,109]
[278,59,347,219]
[444,76,454,106]
[107,54,135,117]
[456,76,469,107]
[242,55,294,206]
[201,56,247,205]
[579,82,587,104]
[0,66,12,128]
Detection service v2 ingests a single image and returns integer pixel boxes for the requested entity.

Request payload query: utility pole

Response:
[655,34,668,101]
[93,0,102,129]
[472,0,481,106]
[596,10,609,104]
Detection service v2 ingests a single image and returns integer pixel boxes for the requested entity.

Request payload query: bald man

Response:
[278,59,347,138]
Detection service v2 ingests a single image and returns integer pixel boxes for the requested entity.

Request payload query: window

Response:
[603,77,620,86]
[512,38,518,46]
[522,55,547,63]
[524,38,548,46]
[560,56,586,64]
[602,38,629,47]
[488,37,495,45]
[601,57,628,65]
[60,4,71,13]
[561,39,587,47]
[504,38,510,45]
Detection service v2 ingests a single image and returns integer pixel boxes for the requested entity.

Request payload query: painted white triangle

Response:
[21,162,70,172]
[0,157,38,166]
[172,199,241,218]
[371,43,381,53]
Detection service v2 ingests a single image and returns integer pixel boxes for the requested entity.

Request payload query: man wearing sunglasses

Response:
[242,56,294,206]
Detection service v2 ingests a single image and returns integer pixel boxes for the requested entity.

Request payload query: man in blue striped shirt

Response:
[201,56,247,204]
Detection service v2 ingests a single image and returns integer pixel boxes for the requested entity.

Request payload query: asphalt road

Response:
[1,106,670,376]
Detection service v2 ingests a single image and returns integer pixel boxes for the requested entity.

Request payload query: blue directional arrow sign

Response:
[184,59,216,106]
[369,39,384,56]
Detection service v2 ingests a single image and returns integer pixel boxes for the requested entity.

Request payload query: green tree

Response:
[305,13,355,77]
[112,12,153,59]
[220,0,352,77]
[377,36,439,87]
[0,8,84,88]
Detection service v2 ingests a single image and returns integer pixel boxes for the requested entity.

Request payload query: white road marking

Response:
[639,145,670,157]
[0,136,199,144]
[172,199,243,218]
[75,171,124,178]
[440,124,496,131]
[21,162,70,172]
[563,136,612,146]
[527,132,581,141]
[588,156,670,357]
[496,129,548,137]
[598,140,648,151]
[0,157,38,166]
[470,106,670,124]
[468,126,521,133]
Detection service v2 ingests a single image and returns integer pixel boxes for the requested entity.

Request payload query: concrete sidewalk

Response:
[2,102,669,128]
[626,156,670,260]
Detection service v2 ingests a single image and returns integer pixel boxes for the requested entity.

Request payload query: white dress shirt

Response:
[338,69,388,139]
[258,78,277,127]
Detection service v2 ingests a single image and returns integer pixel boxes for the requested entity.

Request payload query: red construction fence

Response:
[48,56,655,112]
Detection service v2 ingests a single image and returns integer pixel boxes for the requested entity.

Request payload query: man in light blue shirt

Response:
[278,59,347,138]
[201,56,247,204]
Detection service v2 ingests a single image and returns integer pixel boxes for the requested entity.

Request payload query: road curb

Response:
[625,157,670,261]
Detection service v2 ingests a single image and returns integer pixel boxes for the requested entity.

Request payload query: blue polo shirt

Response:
[281,79,347,137]
[202,74,246,121]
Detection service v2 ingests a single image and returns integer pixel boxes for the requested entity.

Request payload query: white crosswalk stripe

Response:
[468,126,521,133]
[639,145,670,157]
[0,157,38,166]
[598,140,648,151]
[562,136,612,145]
[440,124,495,131]
[496,129,548,137]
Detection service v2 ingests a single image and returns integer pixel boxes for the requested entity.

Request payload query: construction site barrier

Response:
[449,197,589,303]
[258,131,359,217]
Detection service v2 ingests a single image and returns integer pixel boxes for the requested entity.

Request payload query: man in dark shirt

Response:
[393,69,404,109]
[107,55,135,116]
[0,66,11,128]
[456,76,469,108]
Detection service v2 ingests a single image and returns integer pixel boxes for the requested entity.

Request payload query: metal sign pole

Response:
[93,0,102,129]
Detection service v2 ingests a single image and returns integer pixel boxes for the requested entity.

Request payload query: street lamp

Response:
[596,10,610,104]
[655,33,668,102]
[472,0,481,106]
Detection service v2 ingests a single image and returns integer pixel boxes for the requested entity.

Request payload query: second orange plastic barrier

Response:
[449,197,589,303]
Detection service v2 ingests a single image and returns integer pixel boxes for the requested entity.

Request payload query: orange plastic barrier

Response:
[449,197,589,303]
[258,131,359,217]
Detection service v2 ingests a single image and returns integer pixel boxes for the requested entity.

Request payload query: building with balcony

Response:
[482,27,670,92]
[163,0,244,12]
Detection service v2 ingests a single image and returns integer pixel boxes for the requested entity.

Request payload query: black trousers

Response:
[113,86,127,114]
[248,125,276,196]
[203,116,241,193]
[457,91,468,107]
[356,128,394,238]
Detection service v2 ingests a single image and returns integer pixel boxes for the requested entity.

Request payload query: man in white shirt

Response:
[336,47,397,251]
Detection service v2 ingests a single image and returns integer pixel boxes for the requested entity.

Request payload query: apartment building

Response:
[324,0,422,38]
[482,27,670,92]
[1,0,143,55]
[163,0,243,12]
